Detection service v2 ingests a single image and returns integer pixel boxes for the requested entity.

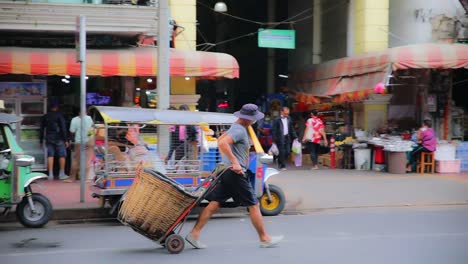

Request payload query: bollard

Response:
[330,136,336,169]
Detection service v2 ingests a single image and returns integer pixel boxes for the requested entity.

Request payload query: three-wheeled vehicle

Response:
[89,106,285,216]
[0,113,53,227]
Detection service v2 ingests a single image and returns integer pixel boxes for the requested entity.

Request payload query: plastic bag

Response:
[200,130,209,153]
[294,152,302,167]
[291,139,302,154]
[268,143,279,156]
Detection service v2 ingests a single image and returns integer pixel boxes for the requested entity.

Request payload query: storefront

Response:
[0,46,240,170]
[292,43,468,140]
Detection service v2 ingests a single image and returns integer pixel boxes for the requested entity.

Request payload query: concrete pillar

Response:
[312,0,322,64]
[266,0,276,94]
[347,0,355,56]
[354,0,389,54]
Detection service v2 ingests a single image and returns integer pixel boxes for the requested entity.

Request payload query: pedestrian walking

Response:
[271,106,297,170]
[39,102,69,180]
[186,103,283,249]
[68,108,94,183]
[302,109,328,170]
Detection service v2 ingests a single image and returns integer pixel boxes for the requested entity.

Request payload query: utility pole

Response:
[157,0,170,110]
[157,0,170,157]
[78,15,86,203]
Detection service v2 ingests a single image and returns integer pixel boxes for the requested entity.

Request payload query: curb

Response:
[3,203,468,225]
[0,206,247,224]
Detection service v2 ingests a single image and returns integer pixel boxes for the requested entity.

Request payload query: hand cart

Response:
[118,164,228,254]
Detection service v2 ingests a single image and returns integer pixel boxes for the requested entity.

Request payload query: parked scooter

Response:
[0,113,53,227]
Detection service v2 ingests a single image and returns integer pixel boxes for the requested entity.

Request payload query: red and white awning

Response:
[0,47,239,79]
[294,43,468,97]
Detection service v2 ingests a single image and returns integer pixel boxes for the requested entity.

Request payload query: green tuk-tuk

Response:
[0,113,53,227]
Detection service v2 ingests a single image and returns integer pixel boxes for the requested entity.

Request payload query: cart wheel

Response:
[160,230,175,248]
[165,234,185,254]
[260,184,285,216]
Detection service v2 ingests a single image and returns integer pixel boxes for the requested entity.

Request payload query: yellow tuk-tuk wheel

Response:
[259,184,285,216]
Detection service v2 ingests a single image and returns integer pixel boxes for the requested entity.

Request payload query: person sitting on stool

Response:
[406,119,437,172]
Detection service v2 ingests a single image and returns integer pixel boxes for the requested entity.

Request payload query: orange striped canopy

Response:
[332,89,373,103]
[0,47,239,78]
[294,43,468,96]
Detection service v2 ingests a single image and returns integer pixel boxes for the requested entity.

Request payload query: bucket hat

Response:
[234,104,264,121]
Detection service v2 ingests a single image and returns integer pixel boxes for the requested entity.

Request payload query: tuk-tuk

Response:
[89,106,285,216]
[0,113,53,227]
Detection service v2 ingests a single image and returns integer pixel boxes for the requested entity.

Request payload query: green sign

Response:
[258,29,295,49]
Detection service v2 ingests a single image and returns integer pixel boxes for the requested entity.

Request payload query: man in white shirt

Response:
[272,106,297,170]
[67,109,94,182]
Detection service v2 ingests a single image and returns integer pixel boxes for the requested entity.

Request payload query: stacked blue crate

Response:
[456,142,468,171]
[199,148,220,171]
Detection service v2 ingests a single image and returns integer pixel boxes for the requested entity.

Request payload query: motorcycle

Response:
[0,113,53,227]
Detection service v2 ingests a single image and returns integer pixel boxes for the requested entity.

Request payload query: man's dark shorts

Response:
[46,140,67,158]
[206,169,258,207]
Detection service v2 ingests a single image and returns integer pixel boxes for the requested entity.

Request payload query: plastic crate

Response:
[461,161,468,172]
[435,159,461,173]
[199,152,219,159]
[456,148,468,160]
[207,148,219,153]
[202,162,217,171]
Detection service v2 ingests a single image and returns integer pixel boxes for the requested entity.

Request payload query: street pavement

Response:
[1,206,467,264]
[1,168,467,222]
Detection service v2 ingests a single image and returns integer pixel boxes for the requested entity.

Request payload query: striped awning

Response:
[0,47,239,79]
[294,43,468,97]
[332,89,373,104]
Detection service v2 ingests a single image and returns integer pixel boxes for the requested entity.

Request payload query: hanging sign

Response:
[258,29,295,49]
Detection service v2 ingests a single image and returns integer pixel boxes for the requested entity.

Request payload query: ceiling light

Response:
[185,77,191,81]
[147,78,153,83]
[65,75,70,79]
[214,1,227,12]
[85,76,89,80]
[278,74,289,78]
[136,87,141,91]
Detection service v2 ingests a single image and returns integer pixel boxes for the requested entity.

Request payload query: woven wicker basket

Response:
[118,167,198,241]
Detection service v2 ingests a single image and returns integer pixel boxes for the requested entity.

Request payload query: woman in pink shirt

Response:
[407,119,437,172]
[302,110,328,170]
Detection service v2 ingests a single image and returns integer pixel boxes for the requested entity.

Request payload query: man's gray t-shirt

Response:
[221,123,250,171]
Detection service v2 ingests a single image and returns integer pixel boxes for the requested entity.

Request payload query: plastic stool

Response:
[417,152,435,174]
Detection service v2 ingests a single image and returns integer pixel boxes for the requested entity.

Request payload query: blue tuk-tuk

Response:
[88,106,285,216]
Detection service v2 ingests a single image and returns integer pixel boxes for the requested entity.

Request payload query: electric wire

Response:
[197,1,313,26]
[197,0,349,50]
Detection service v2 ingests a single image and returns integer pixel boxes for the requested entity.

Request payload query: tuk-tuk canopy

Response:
[90,106,238,125]
[0,113,22,124]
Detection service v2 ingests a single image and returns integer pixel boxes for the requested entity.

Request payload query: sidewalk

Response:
[0,180,107,223]
[269,166,468,212]
[1,167,468,223]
